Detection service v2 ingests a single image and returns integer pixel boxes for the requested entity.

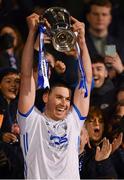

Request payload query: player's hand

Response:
[71,16,85,45]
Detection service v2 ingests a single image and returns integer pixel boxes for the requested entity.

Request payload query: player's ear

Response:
[42,92,49,103]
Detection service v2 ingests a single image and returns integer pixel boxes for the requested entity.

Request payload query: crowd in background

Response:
[0,0,124,179]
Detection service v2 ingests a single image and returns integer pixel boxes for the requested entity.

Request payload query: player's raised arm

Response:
[18,13,40,114]
[71,16,92,118]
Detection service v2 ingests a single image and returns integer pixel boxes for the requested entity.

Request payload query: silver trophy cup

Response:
[42,7,76,52]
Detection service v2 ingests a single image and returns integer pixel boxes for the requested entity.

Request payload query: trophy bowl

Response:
[43,7,76,52]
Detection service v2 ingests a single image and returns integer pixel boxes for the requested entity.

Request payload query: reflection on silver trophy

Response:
[41,7,76,52]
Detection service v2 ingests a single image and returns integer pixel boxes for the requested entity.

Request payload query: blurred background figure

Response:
[85,0,124,64]
[116,87,124,105]
[0,67,24,179]
[0,148,11,178]
[106,112,124,179]
[0,24,24,71]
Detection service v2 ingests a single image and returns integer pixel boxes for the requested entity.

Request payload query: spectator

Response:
[0,24,24,71]
[17,13,92,179]
[90,55,116,118]
[0,67,24,178]
[106,113,124,179]
[79,106,118,179]
[85,0,124,64]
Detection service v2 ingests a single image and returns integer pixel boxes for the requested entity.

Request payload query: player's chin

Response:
[55,112,67,120]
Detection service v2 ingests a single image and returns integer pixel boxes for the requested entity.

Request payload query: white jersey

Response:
[17,105,85,179]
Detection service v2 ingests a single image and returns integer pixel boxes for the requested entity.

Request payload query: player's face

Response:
[92,62,108,88]
[0,73,20,103]
[44,86,71,121]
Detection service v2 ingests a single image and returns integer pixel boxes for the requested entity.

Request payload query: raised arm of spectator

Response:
[71,17,92,118]
[18,13,40,114]
[105,53,124,74]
